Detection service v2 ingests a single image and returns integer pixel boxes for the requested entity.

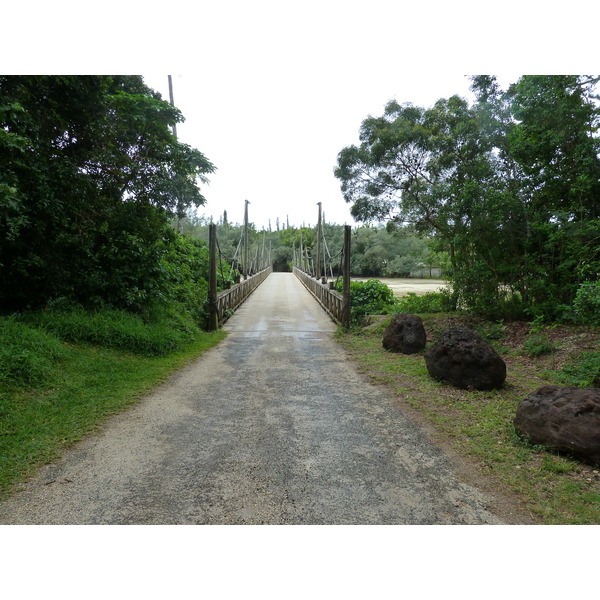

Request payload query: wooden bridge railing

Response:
[293,267,346,325]
[213,266,272,327]
[293,225,351,327]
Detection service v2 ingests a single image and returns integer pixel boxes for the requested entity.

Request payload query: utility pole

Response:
[168,75,177,139]
[243,200,250,279]
[168,75,184,233]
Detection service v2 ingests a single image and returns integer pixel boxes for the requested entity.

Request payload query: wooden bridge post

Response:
[341,225,351,328]
[315,202,322,280]
[208,223,218,331]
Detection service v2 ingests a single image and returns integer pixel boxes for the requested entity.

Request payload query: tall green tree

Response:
[0,76,215,311]
[335,76,600,319]
[471,75,600,315]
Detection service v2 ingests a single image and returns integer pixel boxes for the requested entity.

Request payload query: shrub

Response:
[395,291,451,314]
[160,234,212,327]
[573,281,600,326]
[336,279,398,325]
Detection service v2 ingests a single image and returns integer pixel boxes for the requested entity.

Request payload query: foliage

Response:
[19,305,200,356]
[521,315,557,357]
[395,291,453,314]
[336,278,397,324]
[572,281,600,326]
[521,334,557,358]
[553,351,600,388]
[0,76,215,313]
[159,233,211,327]
[0,317,67,387]
[334,75,600,321]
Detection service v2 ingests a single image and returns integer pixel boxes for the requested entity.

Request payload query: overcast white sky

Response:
[142,72,481,229]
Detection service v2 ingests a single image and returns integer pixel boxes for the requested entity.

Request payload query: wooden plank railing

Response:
[293,266,344,325]
[215,267,272,326]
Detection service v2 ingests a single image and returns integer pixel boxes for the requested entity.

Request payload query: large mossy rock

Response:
[424,326,506,390]
[514,385,600,466]
[382,314,427,355]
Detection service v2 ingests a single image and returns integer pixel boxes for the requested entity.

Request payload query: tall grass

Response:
[0,318,67,387]
[19,305,200,356]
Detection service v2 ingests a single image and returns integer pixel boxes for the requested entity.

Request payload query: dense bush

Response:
[395,291,453,314]
[572,282,600,326]
[337,278,397,325]
[159,233,211,327]
[0,76,215,314]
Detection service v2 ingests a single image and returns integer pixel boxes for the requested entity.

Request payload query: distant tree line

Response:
[181,213,440,279]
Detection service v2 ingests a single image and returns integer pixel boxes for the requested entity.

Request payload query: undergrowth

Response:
[18,304,200,356]
[0,318,68,387]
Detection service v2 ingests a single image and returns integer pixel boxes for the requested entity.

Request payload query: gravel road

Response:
[0,273,501,524]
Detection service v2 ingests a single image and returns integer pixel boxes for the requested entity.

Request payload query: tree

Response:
[335,76,600,319]
[471,75,600,316]
[0,76,215,311]
[334,95,503,309]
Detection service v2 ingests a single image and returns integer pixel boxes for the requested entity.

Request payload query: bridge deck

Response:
[0,273,500,524]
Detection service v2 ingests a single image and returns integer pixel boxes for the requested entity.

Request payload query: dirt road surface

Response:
[0,273,501,524]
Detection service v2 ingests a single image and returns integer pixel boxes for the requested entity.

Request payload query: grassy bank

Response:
[0,310,225,497]
[336,312,600,525]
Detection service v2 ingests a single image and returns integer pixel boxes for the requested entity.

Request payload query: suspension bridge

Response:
[0,202,503,525]
[207,201,352,330]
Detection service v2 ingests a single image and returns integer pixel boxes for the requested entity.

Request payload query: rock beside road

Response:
[382,314,427,355]
[425,326,506,390]
[514,385,600,466]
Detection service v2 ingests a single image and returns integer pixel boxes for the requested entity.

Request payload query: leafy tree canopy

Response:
[335,75,600,319]
[0,75,215,312]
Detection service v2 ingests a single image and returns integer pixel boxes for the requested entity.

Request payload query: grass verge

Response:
[335,312,600,525]
[0,325,225,498]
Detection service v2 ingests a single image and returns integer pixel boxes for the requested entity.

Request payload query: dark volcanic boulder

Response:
[382,314,427,354]
[514,385,600,466]
[424,326,506,390]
